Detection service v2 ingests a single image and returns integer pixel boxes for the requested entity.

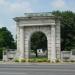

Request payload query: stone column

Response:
[51,25,56,62]
[47,31,51,61]
[56,20,61,60]
[16,24,20,59]
[48,40,51,61]
[25,38,29,62]
[16,26,19,51]
[19,27,25,61]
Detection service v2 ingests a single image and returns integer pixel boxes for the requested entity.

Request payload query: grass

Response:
[29,57,49,62]
[14,57,49,63]
[14,57,62,63]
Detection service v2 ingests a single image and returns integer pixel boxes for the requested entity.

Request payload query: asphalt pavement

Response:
[0,63,75,75]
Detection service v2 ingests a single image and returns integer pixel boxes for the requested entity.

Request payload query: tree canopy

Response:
[31,32,47,50]
[0,27,16,59]
[30,32,47,57]
[0,27,16,49]
[53,11,75,51]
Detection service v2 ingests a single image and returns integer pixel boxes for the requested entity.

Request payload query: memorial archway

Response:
[14,12,61,62]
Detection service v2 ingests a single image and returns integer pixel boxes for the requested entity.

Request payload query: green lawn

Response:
[28,57,49,62]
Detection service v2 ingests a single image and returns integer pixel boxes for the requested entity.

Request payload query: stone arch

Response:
[28,28,48,46]
[23,26,53,61]
[24,26,49,59]
[14,12,61,62]
[29,31,48,58]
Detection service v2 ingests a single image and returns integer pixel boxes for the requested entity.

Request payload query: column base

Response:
[51,58,56,63]
[25,58,29,62]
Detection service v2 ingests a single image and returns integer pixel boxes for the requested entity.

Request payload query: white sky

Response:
[0,0,75,39]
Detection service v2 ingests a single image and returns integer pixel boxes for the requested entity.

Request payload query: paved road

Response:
[0,63,75,75]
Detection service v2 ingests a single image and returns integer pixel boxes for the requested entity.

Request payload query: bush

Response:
[70,60,75,62]
[28,58,48,62]
[47,60,50,62]
[15,59,26,62]
[28,59,35,62]
[36,59,43,62]
[15,59,19,62]
[42,58,47,62]
[21,59,26,62]
[35,58,48,62]
[56,59,60,63]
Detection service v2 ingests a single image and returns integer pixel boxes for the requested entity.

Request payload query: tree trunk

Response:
[35,50,38,57]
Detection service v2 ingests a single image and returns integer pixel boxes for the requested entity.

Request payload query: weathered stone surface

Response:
[14,12,61,62]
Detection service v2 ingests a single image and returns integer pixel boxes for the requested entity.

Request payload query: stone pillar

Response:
[24,39,29,62]
[16,26,19,51]
[51,25,56,62]
[47,30,51,61]
[19,27,25,61]
[16,25,20,59]
[56,20,61,60]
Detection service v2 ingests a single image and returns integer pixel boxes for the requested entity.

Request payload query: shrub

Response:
[15,59,26,62]
[36,59,43,62]
[28,58,49,62]
[47,60,50,62]
[70,60,75,62]
[21,59,26,62]
[15,59,19,62]
[42,58,47,62]
[56,59,60,63]
[28,59,35,62]
[36,58,48,62]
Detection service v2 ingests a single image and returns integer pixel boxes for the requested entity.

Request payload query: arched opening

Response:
[29,31,47,59]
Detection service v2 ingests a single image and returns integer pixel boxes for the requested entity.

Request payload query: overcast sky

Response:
[0,0,75,39]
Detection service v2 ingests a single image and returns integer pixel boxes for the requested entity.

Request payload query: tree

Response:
[0,27,16,59]
[30,32,47,57]
[0,48,3,59]
[52,11,75,51]
[0,27,16,49]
